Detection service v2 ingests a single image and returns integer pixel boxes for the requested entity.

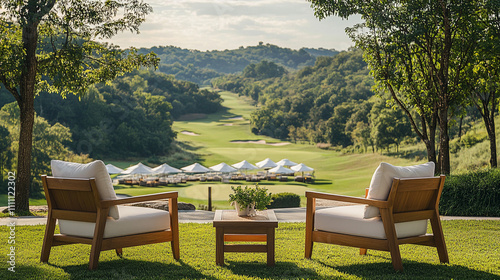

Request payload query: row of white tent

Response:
[106,158,314,176]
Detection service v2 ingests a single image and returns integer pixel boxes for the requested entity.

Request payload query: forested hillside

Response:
[138,43,338,85]
[0,70,223,159]
[213,49,415,151]
[213,48,485,157]
[0,103,92,197]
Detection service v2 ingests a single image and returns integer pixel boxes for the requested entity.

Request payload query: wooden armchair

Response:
[305,175,449,271]
[40,175,180,270]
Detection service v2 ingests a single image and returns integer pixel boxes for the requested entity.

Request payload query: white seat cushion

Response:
[364,162,435,218]
[315,205,428,239]
[51,160,120,219]
[59,206,170,239]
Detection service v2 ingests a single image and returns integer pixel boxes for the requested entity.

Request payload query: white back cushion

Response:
[51,160,119,219]
[364,162,435,218]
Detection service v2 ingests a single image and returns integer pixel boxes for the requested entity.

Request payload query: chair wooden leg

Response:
[381,208,403,271]
[115,248,123,257]
[305,236,314,259]
[388,244,403,271]
[305,196,315,259]
[171,239,180,260]
[169,197,180,260]
[89,209,108,270]
[360,188,368,255]
[430,212,449,263]
[40,213,57,263]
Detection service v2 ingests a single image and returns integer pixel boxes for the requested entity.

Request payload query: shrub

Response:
[268,192,300,209]
[440,169,500,217]
[316,143,331,150]
[229,185,272,211]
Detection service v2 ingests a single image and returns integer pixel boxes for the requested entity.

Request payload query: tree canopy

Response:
[139,43,338,85]
[308,0,500,174]
[0,0,158,212]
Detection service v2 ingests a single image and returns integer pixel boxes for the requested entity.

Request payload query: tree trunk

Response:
[482,91,497,168]
[16,104,35,213]
[429,110,438,172]
[438,0,452,175]
[438,108,451,175]
[15,21,39,213]
[488,122,497,168]
[488,91,497,168]
[458,115,463,141]
[423,139,437,165]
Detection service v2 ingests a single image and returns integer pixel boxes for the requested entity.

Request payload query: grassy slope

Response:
[166,91,417,207]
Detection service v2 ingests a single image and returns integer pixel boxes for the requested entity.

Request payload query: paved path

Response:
[1,207,500,226]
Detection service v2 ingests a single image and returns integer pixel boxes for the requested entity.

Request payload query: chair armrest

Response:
[101,191,178,208]
[305,191,387,208]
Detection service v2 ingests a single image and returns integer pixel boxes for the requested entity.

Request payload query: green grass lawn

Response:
[0,221,499,279]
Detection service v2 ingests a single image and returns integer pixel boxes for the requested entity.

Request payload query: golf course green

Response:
[112,90,419,209]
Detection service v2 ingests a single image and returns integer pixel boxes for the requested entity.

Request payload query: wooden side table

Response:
[213,210,278,266]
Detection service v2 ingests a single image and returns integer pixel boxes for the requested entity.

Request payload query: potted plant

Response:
[229,185,272,216]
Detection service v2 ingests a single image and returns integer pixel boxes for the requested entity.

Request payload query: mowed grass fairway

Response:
[167,90,417,206]
[1,90,421,208]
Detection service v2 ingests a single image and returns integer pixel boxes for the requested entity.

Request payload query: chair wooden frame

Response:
[305,175,449,271]
[40,175,180,270]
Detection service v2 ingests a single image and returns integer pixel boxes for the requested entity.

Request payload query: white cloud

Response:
[103,0,362,51]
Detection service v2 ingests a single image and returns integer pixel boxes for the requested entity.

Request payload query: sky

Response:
[104,0,362,51]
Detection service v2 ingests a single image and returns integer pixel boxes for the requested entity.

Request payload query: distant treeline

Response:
[0,70,223,159]
[138,43,339,85]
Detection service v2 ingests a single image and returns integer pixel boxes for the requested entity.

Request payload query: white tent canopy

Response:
[210,162,237,173]
[181,163,210,173]
[291,163,314,172]
[152,163,181,174]
[277,158,298,167]
[105,164,124,174]
[122,162,153,175]
[232,160,258,171]
[268,165,294,174]
[256,158,277,169]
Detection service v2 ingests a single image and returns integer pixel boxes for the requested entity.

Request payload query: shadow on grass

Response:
[176,140,203,152]
[318,260,500,279]
[225,261,320,279]
[178,105,238,124]
[114,184,192,193]
[46,259,218,280]
[384,149,428,161]
[309,179,333,185]
[218,106,243,120]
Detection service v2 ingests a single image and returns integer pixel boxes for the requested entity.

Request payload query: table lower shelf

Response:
[215,229,276,266]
